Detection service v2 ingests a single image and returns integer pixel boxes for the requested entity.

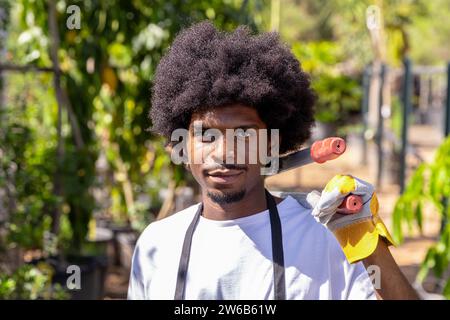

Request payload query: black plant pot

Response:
[106,224,135,267]
[102,222,137,272]
[385,148,402,186]
[32,254,108,300]
[116,231,137,274]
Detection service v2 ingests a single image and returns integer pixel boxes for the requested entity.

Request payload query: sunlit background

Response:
[0,0,449,299]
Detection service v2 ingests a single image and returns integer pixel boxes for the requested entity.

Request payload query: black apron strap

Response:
[174,190,286,300]
[174,203,202,300]
[265,189,286,300]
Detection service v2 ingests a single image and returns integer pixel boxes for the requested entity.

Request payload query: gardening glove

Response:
[306,174,396,264]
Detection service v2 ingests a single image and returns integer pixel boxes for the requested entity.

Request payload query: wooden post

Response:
[376,64,386,189]
[361,65,371,166]
[441,62,450,234]
[445,62,450,137]
[48,0,67,236]
[399,58,412,194]
[270,0,281,32]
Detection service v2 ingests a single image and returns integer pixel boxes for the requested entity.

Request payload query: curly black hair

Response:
[150,21,316,155]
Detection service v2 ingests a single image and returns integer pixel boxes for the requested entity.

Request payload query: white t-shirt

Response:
[127,195,376,300]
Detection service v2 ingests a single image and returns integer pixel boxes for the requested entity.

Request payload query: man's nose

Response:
[210,135,236,164]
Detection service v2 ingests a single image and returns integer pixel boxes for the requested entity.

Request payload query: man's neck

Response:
[201,185,283,220]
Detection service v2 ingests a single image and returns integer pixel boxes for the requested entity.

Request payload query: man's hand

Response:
[307,174,420,299]
[306,174,395,263]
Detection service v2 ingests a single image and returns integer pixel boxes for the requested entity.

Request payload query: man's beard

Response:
[207,189,246,205]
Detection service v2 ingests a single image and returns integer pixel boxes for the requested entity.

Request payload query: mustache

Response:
[202,163,248,172]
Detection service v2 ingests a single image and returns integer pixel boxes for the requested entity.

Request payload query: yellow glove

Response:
[306,174,395,264]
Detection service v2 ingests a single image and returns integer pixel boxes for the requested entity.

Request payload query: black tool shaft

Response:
[278,148,312,173]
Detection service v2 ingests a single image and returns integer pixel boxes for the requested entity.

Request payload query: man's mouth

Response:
[205,169,244,184]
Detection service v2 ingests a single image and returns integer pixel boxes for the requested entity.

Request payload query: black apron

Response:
[174,189,286,300]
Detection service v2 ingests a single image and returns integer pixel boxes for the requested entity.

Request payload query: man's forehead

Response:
[190,104,266,129]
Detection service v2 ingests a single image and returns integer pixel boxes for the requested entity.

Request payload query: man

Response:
[128,21,419,300]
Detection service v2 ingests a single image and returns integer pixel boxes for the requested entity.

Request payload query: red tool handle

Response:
[310,137,346,163]
[310,137,363,214]
[337,194,363,215]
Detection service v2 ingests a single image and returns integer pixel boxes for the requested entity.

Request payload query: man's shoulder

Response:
[284,195,369,288]
[281,194,329,234]
[276,192,328,231]
[282,194,347,256]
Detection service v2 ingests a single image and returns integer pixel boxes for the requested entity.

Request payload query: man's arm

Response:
[307,174,421,300]
[362,238,420,300]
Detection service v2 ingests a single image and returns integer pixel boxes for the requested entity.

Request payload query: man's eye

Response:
[235,131,253,139]
[202,132,216,142]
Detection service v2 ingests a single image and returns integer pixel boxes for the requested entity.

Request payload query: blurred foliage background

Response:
[0,0,449,299]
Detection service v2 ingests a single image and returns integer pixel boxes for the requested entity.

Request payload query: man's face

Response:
[187,104,271,205]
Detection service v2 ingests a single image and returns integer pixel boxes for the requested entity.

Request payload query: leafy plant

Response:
[0,263,68,299]
[0,0,267,257]
[0,80,60,252]
[392,136,450,298]
[312,74,362,123]
[292,41,362,124]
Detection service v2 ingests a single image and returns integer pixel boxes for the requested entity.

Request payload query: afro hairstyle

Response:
[150,21,316,155]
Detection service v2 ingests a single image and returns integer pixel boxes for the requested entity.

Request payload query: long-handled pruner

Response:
[278,137,363,214]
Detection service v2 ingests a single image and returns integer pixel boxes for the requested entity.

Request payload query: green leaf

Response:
[108,42,132,68]
[443,279,450,299]
[392,200,404,244]
[417,247,435,283]
[415,201,423,233]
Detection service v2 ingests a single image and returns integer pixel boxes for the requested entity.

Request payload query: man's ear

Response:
[167,142,191,171]
[164,143,174,155]
[166,140,191,167]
